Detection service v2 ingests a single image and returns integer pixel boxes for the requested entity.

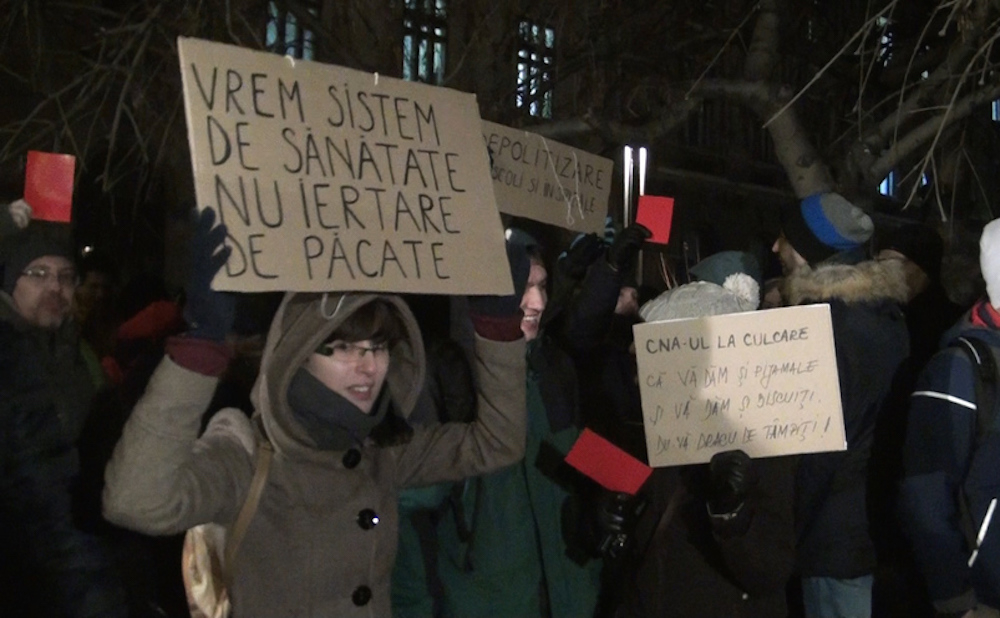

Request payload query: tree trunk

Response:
[744,0,833,199]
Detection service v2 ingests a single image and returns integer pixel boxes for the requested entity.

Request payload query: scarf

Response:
[286,367,389,450]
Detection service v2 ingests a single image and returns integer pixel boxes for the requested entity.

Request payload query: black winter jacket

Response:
[0,294,126,618]
[782,259,910,578]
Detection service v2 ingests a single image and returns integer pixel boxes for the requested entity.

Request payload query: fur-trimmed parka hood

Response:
[782,258,911,307]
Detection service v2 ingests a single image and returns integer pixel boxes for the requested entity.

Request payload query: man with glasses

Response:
[0,207,126,618]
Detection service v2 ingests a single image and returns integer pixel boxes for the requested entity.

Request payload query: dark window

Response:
[403,0,447,84]
[266,1,317,60]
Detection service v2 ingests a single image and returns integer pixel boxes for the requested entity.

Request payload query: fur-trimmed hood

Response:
[782,258,910,307]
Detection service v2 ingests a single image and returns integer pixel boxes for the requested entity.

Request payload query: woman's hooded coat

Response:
[104,292,526,617]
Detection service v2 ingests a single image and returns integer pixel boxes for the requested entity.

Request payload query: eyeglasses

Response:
[20,266,79,288]
[315,341,390,364]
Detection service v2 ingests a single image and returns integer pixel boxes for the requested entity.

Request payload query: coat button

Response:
[352,585,372,606]
[357,508,380,530]
[342,448,361,469]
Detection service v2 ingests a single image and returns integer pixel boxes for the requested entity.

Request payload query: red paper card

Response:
[636,194,674,244]
[565,428,652,495]
[24,151,76,223]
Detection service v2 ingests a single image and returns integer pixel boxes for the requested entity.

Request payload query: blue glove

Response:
[468,230,532,318]
[557,233,604,281]
[184,208,235,342]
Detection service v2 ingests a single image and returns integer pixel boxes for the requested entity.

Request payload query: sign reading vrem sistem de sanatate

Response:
[482,121,613,235]
[633,304,847,467]
[177,37,512,295]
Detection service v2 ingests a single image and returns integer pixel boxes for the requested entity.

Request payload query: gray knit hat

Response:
[639,276,760,323]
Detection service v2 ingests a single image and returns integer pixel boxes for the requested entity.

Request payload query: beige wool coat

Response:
[103,292,527,617]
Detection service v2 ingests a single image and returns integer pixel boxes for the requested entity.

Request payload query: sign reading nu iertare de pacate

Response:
[633,304,846,467]
[177,37,512,295]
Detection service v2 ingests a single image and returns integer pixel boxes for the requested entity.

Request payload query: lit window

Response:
[992,99,1000,122]
[403,0,447,84]
[879,170,896,196]
[516,19,555,119]
[266,1,317,60]
[877,16,892,67]
[806,0,819,42]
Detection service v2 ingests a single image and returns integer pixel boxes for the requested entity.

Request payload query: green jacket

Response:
[437,342,601,618]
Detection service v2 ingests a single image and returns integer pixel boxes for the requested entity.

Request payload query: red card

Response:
[565,428,652,495]
[24,151,76,223]
[636,194,674,244]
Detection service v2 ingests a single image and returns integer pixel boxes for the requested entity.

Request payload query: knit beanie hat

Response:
[980,218,1000,309]
[689,250,762,289]
[639,275,760,323]
[880,222,944,282]
[1,222,74,294]
[781,193,874,265]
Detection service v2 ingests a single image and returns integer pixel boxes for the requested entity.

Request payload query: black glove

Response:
[606,224,652,273]
[595,491,646,560]
[557,233,604,281]
[707,449,755,515]
[183,208,235,342]
[467,228,532,317]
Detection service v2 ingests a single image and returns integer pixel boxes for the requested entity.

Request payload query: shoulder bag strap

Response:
[222,438,274,587]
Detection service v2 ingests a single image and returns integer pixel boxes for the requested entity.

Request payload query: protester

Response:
[391,296,479,618]
[869,221,967,617]
[898,217,1000,618]
[74,250,118,360]
[876,222,967,369]
[0,200,127,617]
[773,192,910,617]
[436,225,648,618]
[604,263,796,618]
[103,208,529,616]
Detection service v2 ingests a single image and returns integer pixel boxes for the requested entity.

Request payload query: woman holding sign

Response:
[102,208,530,617]
[606,257,798,618]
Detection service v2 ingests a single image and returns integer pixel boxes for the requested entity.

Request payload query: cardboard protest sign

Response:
[24,151,75,223]
[178,37,512,294]
[482,121,612,234]
[636,194,674,244]
[633,304,845,467]
[565,428,652,495]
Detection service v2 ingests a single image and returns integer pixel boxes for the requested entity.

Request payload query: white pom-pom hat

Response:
[639,274,760,323]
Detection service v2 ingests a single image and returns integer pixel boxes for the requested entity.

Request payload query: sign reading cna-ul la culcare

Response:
[178,37,512,295]
[633,304,846,467]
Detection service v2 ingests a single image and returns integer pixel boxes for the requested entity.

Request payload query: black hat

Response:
[1,222,74,294]
[880,223,944,282]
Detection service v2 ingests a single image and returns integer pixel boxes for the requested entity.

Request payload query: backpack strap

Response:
[222,437,273,588]
[952,336,999,445]
[950,336,999,553]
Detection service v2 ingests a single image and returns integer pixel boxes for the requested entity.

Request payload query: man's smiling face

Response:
[519,259,547,341]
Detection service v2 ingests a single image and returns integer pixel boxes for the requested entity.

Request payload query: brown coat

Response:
[103,292,526,617]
